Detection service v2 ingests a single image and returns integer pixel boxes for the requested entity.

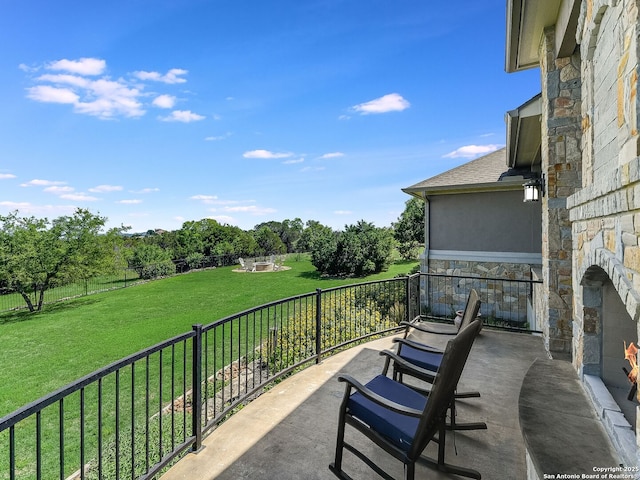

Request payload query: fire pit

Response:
[253,261,274,272]
[622,341,638,402]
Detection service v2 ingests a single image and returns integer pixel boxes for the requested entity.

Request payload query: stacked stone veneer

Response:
[424,258,533,325]
[539,26,583,354]
[565,0,640,468]
[569,0,640,376]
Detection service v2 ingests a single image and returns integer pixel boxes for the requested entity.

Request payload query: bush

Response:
[129,244,176,279]
[186,252,205,269]
[310,221,393,276]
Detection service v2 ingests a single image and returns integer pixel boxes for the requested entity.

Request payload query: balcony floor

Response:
[161,327,547,480]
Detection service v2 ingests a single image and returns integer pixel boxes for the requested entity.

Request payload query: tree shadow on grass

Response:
[0,297,100,325]
[296,260,419,282]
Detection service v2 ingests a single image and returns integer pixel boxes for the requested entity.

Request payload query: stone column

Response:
[539,27,582,355]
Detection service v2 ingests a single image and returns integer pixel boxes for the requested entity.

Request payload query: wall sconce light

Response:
[523,175,545,202]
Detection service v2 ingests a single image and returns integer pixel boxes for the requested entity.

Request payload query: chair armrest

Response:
[378,350,438,383]
[393,337,444,354]
[400,320,458,336]
[337,374,423,417]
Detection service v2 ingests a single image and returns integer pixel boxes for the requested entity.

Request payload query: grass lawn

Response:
[0,257,418,417]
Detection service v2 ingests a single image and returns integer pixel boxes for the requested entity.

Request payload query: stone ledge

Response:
[519,359,622,478]
[583,374,638,469]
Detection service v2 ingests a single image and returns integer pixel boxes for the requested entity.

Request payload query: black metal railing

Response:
[419,272,542,331]
[0,272,538,480]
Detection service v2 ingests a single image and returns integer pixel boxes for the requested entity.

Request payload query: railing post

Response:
[315,288,322,364]
[405,275,411,324]
[191,324,203,452]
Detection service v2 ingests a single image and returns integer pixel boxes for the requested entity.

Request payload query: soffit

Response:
[506,93,542,168]
[506,0,563,72]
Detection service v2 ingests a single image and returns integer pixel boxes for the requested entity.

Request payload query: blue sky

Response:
[0,0,540,233]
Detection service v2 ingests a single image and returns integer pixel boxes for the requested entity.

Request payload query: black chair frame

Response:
[329,319,483,480]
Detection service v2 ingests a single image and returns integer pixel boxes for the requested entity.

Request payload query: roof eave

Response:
[505,0,579,73]
[506,93,542,168]
[403,179,526,197]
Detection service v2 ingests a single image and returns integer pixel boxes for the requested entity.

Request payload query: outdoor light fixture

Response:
[523,175,545,202]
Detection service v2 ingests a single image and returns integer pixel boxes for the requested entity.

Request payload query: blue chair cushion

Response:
[399,345,442,372]
[347,375,427,451]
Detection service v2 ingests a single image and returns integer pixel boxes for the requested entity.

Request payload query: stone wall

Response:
[539,26,582,354]
[569,0,640,374]
[424,258,535,327]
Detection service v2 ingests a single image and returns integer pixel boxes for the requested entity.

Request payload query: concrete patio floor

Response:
[160,327,551,479]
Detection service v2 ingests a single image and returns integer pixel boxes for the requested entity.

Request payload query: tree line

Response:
[0,197,424,312]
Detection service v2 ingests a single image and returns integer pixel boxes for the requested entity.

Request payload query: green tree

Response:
[307,223,338,273]
[0,209,122,312]
[252,226,286,256]
[393,196,425,260]
[253,218,304,252]
[297,220,333,253]
[129,244,176,279]
[310,220,393,276]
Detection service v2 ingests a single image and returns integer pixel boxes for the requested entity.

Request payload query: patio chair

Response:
[385,289,486,432]
[401,288,481,337]
[329,319,483,480]
[238,257,255,272]
[246,258,256,272]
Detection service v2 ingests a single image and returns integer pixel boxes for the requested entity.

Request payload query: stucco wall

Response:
[428,189,542,253]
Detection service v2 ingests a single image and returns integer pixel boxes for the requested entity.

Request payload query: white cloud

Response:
[283,158,304,165]
[205,132,232,141]
[208,199,243,206]
[21,179,66,187]
[60,193,99,201]
[243,149,293,159]
[47,58,106,76]
[222,205,276,215]
[319,152,344,159]
[37,74,90,88]
[27,85,79,104]
[0,201,31,209]
[75,79,144,118]
[351,93,410,115]
[0,174,16,180]
[133,68,188,84]
[209,215,235,224]
[152,94,176,109]
[27,74,145,119]
[160,110,205,122]
[0,201,76,216]
[19,63,38,73]
[190,194,218,204]
[334,210,353,215]
[89,184,123,193]
[443,144,503,159]
[23,59,196,120]
[44,186,74,194]
[117,199,142,204]
[301,166,325,172]
[130,187,160,194]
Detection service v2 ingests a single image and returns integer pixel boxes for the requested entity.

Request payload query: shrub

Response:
[129,244,176,279]
[310,221,393,276]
